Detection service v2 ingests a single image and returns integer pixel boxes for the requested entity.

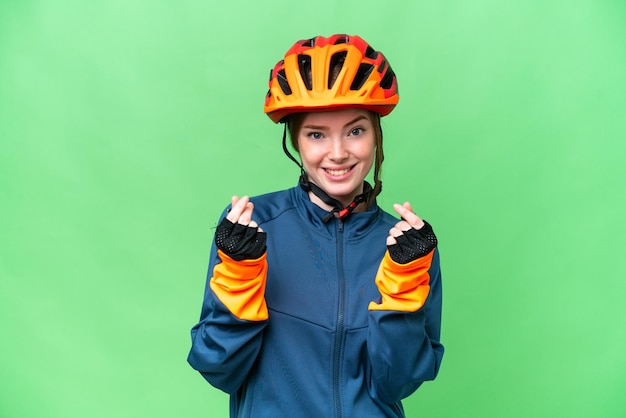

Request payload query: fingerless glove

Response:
[215,218,267,261]
[387,221,437,264]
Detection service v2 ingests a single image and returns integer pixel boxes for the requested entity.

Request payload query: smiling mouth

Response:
[324,166,354,176]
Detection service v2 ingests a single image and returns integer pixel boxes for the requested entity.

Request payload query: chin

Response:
[326,185,361,202]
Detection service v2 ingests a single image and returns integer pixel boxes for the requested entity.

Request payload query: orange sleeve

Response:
[209,249,269,321]
[368,249,435,312]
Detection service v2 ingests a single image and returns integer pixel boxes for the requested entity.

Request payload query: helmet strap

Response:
[301,176,372,223]
[282,123,303,170]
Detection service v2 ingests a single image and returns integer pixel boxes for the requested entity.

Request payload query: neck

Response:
[307,188,365,214]
[299,173,372,222]
[306,192,354,214]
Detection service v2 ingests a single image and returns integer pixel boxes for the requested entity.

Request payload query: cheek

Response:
[363,154,375,173]
[361,146,376,174]
[297,141,321,167]
[356,141,376,166]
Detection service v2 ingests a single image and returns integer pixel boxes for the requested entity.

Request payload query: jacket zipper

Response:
[333,219,345,418]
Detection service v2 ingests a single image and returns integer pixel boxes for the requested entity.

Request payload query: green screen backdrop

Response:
[2,1,625,417]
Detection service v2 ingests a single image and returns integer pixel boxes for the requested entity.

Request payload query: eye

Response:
[307,132,323,140]
[349,127,364,136]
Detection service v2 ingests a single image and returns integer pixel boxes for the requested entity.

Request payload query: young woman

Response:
[188,34,444,418]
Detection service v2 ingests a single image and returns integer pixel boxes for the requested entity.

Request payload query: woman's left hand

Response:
[387,202,425,246]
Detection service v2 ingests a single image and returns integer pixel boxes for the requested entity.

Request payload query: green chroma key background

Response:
[1,1,625,417]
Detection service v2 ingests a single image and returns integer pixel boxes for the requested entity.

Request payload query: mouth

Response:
[324,165,355,177]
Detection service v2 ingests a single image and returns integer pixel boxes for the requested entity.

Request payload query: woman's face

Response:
[297,108,376,208]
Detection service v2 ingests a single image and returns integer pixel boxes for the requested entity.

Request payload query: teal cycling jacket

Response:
[188,185,444,417]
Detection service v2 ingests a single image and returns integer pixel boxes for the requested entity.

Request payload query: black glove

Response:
[215,218,267,261]
[387,221,437,264]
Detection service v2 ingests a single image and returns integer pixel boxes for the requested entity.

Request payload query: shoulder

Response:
[374,205,400,227]
[249,187,298,224]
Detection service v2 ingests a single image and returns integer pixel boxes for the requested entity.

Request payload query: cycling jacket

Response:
[188,185,444,417]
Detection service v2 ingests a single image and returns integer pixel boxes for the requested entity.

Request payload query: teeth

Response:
[326,168,350,176]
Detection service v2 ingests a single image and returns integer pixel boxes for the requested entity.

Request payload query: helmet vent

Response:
[365,46,378,60]
[298,55,313,90]
[301,38,315,47]
[333,36,348,45]
[277,69,292,95]
[328,51,347,89]
[350,63,375,90]
[377,59,386,73]
[380,67,395,90]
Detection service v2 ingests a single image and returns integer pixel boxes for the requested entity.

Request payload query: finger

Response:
[238,202,254,225]
[226,195,249,222]
[387,222,411,246]
[392,202,425,229]
[394,220,412,232]
[392,202,419,223]
[249,220,258,228]
[389,226,404,238]
[248,221,264,233]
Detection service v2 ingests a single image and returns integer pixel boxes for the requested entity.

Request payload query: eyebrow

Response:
[302,115,368,130]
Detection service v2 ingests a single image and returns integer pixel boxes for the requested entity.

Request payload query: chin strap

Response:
[300,175,372,223]
[282,123,372,223]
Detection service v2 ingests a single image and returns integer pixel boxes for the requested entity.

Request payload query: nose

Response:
[328,137,349,161]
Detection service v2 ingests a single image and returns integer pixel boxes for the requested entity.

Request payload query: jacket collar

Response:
[291,183,382,238]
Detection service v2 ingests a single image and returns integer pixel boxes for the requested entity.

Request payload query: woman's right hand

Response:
[215,195,267,261]
[226,195,263,232]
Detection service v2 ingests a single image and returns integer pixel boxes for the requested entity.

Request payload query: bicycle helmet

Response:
[264,34,399,123]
